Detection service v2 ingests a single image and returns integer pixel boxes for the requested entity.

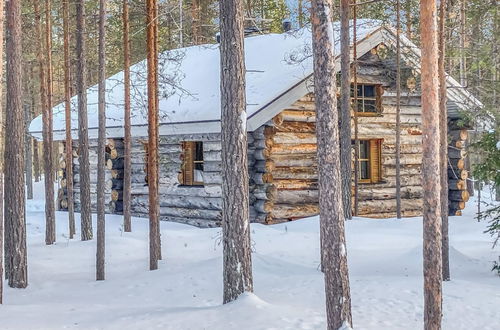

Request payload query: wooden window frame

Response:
[352,83,383,116]
[353,139,382,184]
[180,141,204,187]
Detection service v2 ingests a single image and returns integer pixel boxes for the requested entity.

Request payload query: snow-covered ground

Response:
[1,182,498,330]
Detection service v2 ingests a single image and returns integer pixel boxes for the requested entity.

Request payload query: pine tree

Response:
[420,0,443,328]
[5,0,28,288]
[44,0,56,245]
[339,0,351,220]
[220,0,254,304]
[76,0,93,241]
[439,0,450,282]
[123,0,132,233]
[146,0,161,271]
[0,0,4,305]
[96,0,107,281]
[63,0,76,239]
[310,0,352,328]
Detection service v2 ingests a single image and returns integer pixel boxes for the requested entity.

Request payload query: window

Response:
[352,139,382,183]
[352,84,383,115]
[181,141,204,186]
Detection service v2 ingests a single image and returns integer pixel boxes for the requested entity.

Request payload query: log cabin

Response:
[30,20,482,227]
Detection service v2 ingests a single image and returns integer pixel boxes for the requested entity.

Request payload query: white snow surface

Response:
[29,20,382,140]
[1,182,499,329]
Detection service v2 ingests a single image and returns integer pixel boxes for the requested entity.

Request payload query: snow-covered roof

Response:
[29,19,482,141]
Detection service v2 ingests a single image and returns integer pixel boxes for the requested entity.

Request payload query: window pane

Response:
[359,140,369,158]
[364,85,375,97]
[360,161,370,180]
[363,100,377,113]
[195,142,203,162]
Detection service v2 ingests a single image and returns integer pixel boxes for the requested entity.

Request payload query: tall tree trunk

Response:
[220,0,254,304]
[63,0,75,239]
[439,0,450,282]
[76,0,93,241]
[44,0,56,245]
[33,140,41,182]
[405,0,413,40]
[420,0,443,328]
[396,0,402,219]
[459,0,466,86]
[0,0,4,304]
[5,0,27,288]
[340,0,352,220]
[191,0,201,44]
[298,0,304,28]
[25,104,34,200]
[123,0,132,232]
[146,0,160,270]
[96,0,107,281]
[353,1,360,217]
[310,1,352,328]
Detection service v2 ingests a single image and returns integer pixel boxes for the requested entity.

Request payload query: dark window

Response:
[181,141,204,186]
[351,84,382,114]
[352,139,382,183]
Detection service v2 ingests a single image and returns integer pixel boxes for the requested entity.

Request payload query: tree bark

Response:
[420,0,443,328]
[439,0,450,282]
[5,0,27,288]
[25,104,34,200]
[123,0,132,232]
[220,0,254,304]
[63,0,75,239]
[340,0,352,220]
[96,0,107,281]
[0,0,4,304]
[311,1,352,328]
[76,0,93,241]
[353,2,360,217]
[146,0,160,270]
[396,0,402,219]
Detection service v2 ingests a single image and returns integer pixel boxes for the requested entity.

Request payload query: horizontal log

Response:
[255,160,275,173]
[273,132,317,144]
[448,147,466,159]
[131,194,222,210]
[272,167,318,180]
[448,179,466,191]
[449,190,470,202]
[275,189,318,204]
[106,138,124,150]
[279,110,316,122]
[252,173,273,185]
[255,200,274,213]
[272,154,317,167]
[449,129,468,142]
[358,198,422,215]
[107,158,124,170]
[271,143,316,155]
[274,121,316,133]
[448,169,468,180]
[361,210,422,219]
[273,179,318,190]
[253,185,277,201]
[448,158,465,171]
[358,185,423,200]
[271,203,319,220]
[109,200,124,213]
[449,201,466,211]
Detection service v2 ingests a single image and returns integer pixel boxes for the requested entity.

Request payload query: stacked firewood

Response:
[448,128,470,216]
[106,138,125,214]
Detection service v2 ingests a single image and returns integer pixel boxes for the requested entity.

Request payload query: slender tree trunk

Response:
[5,0,27,288]
[459,0,466,87]
[25,104,34,200]
[220,0,254,304]
[311,1,352,328]
[33,140,40,182]
[405,0,413,40]
[76,0,93,241]
[123,0,132,232]
[0,0,4,304]
[45,0,56,244]
[420,0,443,328]
[298,0,304,28]
[396,0,402,219]
[96,0,107,282]
[146,0,160,270]
[191,0,201,44]
[63,0,75,239]
[340,0,352,220]
[353,1,360,217]
[439,0,450,282]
